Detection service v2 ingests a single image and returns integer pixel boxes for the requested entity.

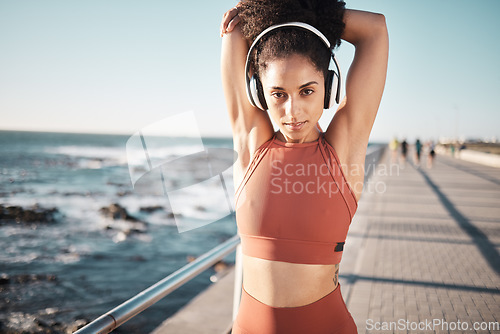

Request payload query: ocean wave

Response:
[44,145,126,161]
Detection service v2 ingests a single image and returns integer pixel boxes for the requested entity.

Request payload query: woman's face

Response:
[260,54,325,143]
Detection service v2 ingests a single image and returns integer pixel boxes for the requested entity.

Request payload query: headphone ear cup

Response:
[330,71,340,109]
[332,71,340,106]
[325,54,342,108]
[324,70,334,109]
[325,70,340,109]
[255,76,268,111]
[248,75,258,108]
[248,75,264,110]
[249,75,267,111]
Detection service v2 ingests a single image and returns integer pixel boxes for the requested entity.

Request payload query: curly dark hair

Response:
[239,0,346,79]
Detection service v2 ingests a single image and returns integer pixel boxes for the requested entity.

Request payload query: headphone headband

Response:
[248,22,331,53]
[245,22,341,110]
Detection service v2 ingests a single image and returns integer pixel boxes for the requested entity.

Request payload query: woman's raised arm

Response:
[326,9,389,165]
[220,7,273,181]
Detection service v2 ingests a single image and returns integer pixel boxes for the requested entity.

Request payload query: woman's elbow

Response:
[373,13,387,35]
[370,13,388,48]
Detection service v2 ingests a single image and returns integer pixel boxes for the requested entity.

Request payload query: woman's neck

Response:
[275,129,321,144]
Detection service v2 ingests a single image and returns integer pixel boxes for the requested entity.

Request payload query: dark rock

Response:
[99,203,142,222]
[67,319,89,332]
[0,204,60,226]
[92,254,108,260]
[167,212,180,218]
[0,273,10,285]
[34,318,51,328]
[117,190,133,197]
[128,227,145,234]
[100,204,149,240]
[0,309,89,334]
[139,205,164,213]
[2,274,58,285]
[195,205,206,211]
[106,180,125,186]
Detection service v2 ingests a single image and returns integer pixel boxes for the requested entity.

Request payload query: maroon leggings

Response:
[232,283,357,334]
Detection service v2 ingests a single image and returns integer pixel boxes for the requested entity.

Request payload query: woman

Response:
[220,1,388,333]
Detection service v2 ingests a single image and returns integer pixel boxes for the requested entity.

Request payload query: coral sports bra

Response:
[235,132,358,265]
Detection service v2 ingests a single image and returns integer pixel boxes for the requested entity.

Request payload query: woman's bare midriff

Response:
[242,254,339,308]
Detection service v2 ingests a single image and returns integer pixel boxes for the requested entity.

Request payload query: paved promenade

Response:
[343,151,500,333]
[153,150,500,333]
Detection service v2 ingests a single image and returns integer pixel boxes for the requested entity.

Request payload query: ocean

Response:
[0,130,238,333]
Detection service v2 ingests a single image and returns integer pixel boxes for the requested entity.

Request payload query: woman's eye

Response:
[301,88,314,96]
[272,92,286,99]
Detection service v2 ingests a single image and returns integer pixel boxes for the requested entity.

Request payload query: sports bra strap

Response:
[318,133,358,220]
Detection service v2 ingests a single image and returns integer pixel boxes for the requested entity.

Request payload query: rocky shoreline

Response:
[0,271,89,333]
[0,202,160,333]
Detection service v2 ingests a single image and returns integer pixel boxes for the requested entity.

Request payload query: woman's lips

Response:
[284,121,306,131]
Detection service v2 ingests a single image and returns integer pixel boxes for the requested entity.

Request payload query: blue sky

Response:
[1,0,499,142]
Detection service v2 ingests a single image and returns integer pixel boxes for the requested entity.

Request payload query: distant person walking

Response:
[400,139,408,166]
[427,141,436,168]
[389,137,399,163]
[415,138,422,166]
[450,143,455,157]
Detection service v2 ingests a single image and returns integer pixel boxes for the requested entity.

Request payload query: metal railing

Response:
[74,234,241,334]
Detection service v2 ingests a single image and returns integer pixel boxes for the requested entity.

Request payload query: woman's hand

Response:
[220,5,241,37]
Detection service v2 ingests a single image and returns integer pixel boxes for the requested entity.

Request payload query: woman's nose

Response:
[284,98,299,118]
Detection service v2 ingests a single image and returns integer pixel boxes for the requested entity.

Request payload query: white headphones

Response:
[245,22,341,111]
